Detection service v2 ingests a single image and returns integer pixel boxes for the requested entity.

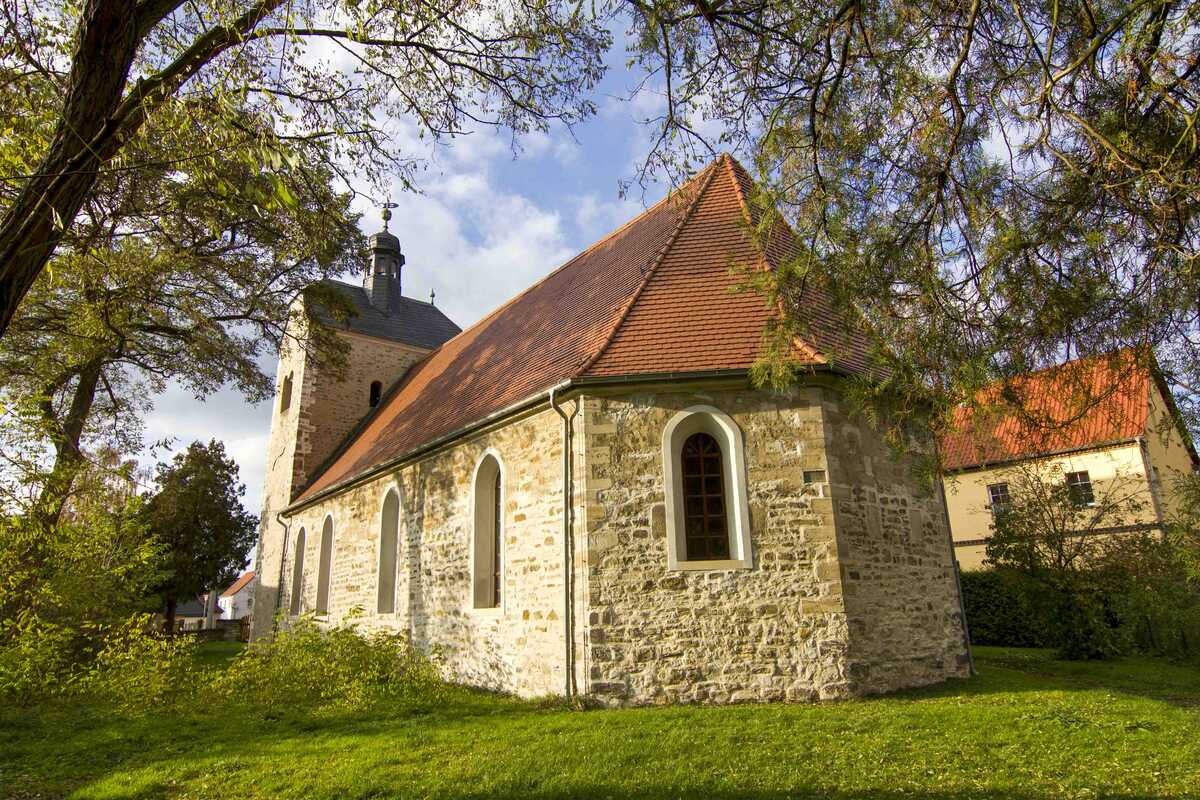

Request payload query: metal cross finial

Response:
[429,288,436,306]
[380,201,399,231]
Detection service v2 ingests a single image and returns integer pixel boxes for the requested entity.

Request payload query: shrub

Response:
[77,615,200,711]
[212,612,446,710]
[962,556,1200,662]
[0,478,164,706]
[960,568,1057,648]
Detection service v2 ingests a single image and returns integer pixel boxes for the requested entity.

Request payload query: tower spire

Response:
[365,200,404,313]
[381,201,398,232]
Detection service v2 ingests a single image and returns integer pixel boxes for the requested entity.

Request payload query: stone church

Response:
[252,154,971,705]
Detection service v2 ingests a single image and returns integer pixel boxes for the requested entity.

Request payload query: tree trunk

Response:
[35,357,105,528]
[0,0,141,337]
[165,596,178,637]
[0,0,280,339]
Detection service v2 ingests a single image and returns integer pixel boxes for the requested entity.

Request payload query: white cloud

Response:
[138,101,662,528]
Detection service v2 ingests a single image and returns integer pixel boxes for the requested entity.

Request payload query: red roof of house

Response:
[221,571,256,598]
[939,350,1155,472]
[296,155,869,504]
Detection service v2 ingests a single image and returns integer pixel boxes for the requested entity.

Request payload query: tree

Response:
[984,461,1151,657]
[141,440,256,635]
[0,98,361,527]
[622,0,1198,442]
[985,462,1148,576]
[0,452,164,703]
[0,0,609,336]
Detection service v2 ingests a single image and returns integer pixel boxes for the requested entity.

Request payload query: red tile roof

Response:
[221,571,256,598]
[939,350,1154,472]
[296,155,868,504]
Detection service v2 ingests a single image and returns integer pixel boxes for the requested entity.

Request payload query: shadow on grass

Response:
[969,647,1200,707]
[3,651,1196,800]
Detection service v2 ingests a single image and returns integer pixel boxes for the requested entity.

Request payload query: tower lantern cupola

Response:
[365,203,404,313]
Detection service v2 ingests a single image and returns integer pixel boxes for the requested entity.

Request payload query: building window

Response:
[377,489,400,614]
[289,527,305,616]
[280,372,293,412]
[315,516,334,615]
[1065,471,1095,507]
[662,405,752,570]
[472,453,503,610]
[986,482,1011,516]
[369,380,382,408]
[681,432,730,560]
[803,469,826,484]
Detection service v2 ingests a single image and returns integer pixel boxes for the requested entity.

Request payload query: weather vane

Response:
[380,201,399,232]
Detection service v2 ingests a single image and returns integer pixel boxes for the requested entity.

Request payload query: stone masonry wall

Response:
[579,384,852,704]
[276,407,573,698]
[578,381,970,705]
[821,398,972,694]
[252,317,430,639]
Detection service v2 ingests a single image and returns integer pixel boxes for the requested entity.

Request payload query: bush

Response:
[212,613,446,710]
[960,568,1057,648]
[77,615,199,711]
[962,558,1200,662]
[0,479,164,706]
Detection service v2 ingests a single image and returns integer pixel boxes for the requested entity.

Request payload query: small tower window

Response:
[369,380,382,408]
[280,372,293,412]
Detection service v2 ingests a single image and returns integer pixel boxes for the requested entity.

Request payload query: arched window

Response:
[472,453,503,610]
[280,372,293,412]
[680,432,729,560]
[377,489,400,614]
[662,406,752,570]
[369,380,383,408]
[315,516,334,615]
[289,527,306,615]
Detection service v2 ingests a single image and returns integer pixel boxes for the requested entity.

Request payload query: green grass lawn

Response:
[1,646,1197,799]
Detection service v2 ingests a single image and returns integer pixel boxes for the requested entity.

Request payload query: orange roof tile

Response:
[221,571,256,598]
[939,350,1153,472]
[296,155,868,504]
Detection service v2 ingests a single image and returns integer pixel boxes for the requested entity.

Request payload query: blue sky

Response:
[140,59,687,519]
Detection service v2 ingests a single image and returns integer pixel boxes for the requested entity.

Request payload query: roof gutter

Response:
[284,386,565,515]
[944,436,1143,475]
[284,363,849,516]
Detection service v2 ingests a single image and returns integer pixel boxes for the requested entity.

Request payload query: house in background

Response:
[218,571,256,620]
[171,594,217,631]
[941,350,1198,570]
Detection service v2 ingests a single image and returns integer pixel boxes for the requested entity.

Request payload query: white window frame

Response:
[289,527,306,616]
[376,485,402,615]
[986,482,1011,517]
[1065,470,1096,507]
[662,405,753,571]
[469,449,505,615]
[315,513,335,616]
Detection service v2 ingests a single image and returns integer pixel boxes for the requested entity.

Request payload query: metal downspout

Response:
[936,466,975,676]
[1137,436,1167,536]
[550,383,579,700]
[271,511,291,635]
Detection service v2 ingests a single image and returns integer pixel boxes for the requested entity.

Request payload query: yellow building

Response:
[940,351,1198,570]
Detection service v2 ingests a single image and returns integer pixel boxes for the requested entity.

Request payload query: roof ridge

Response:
[390,172,703,366]
[722,152,754,226]
[574,160,723,377]
[720,154,827,366]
